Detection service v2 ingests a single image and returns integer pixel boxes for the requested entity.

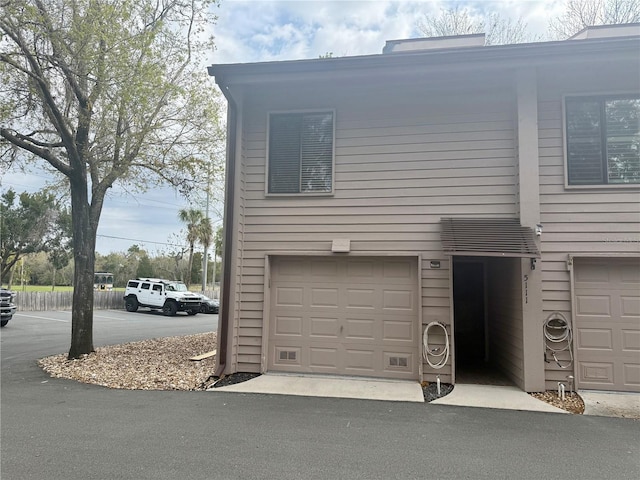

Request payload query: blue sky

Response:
[3,0,566,255]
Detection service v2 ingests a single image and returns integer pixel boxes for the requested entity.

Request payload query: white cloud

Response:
[210,0,569,64]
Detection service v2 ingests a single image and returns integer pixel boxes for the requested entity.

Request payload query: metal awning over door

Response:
[440,217,540,258]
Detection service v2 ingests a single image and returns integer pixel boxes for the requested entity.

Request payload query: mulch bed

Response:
[208,372,261,389]
[422,381,454,402]
[529,391,585,414]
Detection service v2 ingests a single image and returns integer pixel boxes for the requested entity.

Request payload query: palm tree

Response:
[178,208,204,284]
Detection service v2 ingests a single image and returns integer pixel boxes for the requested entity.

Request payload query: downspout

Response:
[209,72,237,378]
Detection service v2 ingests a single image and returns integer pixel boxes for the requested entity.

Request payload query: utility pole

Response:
[0,180,3,287]
[201,166,210,294]
[211,242,217,298]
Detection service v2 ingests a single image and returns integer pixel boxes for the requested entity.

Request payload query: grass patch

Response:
[6,285,125,292]
[9,285,74,292]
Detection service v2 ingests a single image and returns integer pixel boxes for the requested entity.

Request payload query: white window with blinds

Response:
[565,95,640,186]
[267,111,334,195]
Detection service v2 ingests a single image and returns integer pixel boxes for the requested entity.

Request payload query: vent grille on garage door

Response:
[389,356,408,367]
[440,217,540,258]
[279,350,297,361]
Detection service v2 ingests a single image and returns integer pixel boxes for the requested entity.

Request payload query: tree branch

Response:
[0,128,72,176]
[34,0,88,106]
[0,16,79,161]
[14,131,64,149]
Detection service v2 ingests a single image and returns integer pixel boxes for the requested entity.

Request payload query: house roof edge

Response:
[207,35,640,83]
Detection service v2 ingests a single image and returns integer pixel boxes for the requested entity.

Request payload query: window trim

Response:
[563,92,640,189]
[265,108,336,197]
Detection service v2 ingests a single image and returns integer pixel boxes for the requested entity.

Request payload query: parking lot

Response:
[1,308,217,369]
[2,309,639,480]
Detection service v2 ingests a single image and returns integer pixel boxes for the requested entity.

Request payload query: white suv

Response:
[123,278,202,316]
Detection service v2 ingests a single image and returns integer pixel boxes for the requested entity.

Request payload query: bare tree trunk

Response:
[68,174,97,359]
[7,266,14,290]
[51,266,56,292]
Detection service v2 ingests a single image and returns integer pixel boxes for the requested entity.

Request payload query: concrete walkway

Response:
[213,374,562,412]
[580,390,640,419]
[212,374,640,418]
[212,373,425,402]
[431,383,567,413]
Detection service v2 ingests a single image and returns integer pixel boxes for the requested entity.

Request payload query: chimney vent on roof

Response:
[569,23,640,40]
[383,33,485,54]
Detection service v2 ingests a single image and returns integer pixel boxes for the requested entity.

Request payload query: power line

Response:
[97,234,188,248]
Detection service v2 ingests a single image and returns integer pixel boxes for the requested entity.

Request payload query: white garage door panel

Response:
[577,328,613,350]
[575,259,640,392]
[269,256,419,380]
[623,329,640,350]
[624,364,640,387]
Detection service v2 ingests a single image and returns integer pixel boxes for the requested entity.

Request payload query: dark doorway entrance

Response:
[453,260,486,368]
[453,258,515,386]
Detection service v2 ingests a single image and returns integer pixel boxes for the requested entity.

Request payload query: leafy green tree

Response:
[49,248,73,291]
[197,216,213,289]
[136,254,154,279]
[47,205,73,291]
[209,224,224,286]
[178,208,208,284]
[192,251,203,285]
[96,251,128,287]
[214,225,224,262]
[24,252,51,285]
[153,233,188,280]
[0,189,63,285]
[0,0,223,358]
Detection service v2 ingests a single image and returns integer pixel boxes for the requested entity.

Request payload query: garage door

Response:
[269,256,419,380]
[574,259,640,392]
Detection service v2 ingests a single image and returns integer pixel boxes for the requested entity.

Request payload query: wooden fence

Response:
[13,289,219,312]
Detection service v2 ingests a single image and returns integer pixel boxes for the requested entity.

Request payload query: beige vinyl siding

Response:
[232,123,260,372]
[233,74,519,379]
[230,127,244,370]
[487,258,524,388]
[537,61,640,388]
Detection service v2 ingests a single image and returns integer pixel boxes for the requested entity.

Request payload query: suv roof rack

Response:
[136,278,180,283]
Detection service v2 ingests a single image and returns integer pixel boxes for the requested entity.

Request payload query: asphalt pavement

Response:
[2,310,639,480]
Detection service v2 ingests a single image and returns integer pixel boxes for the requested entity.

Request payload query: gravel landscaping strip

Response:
[39,332,217,391]
[530,391,585,414]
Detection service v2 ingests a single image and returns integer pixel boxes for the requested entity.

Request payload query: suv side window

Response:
[152,284,162,292]
[127,281,139,288]
[141,283,150,290]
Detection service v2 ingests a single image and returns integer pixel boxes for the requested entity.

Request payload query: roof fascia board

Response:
[209,37,640,86]
[215,50,638,87]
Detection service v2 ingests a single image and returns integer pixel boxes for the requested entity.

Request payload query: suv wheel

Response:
[1,319,8,327]
[187,309,198,316]
[163,301,178,316]
[125,296,139,312]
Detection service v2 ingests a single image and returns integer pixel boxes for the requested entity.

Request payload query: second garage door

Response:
[269,256,419,380]
[574,259,640,392]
